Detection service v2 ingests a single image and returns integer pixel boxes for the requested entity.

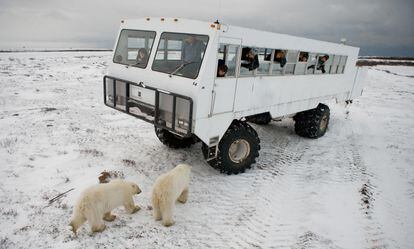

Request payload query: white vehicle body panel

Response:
[349,67,367,100]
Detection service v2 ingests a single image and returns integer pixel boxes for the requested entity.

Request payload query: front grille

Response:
[103,75,193,137]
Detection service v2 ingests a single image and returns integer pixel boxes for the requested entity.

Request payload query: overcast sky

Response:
[0,0,413,56]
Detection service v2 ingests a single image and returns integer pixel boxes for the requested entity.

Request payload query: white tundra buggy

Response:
[103,17,366,174]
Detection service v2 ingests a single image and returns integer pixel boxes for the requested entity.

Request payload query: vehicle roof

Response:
[222,24,358,55]
[120,17,218,37]
[121,17,359,55]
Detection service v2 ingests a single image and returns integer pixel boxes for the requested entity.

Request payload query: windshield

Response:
[152,32,209,79]
[113,29,156,68]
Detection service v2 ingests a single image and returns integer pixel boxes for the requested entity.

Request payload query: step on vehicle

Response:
[103,17,366,174]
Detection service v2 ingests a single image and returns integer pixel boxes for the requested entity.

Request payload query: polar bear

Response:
[151,164,192,226]
[69,179,141,234]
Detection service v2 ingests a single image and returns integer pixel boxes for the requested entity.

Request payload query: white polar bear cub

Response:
[151,164,192,226]
[70,179,141,234]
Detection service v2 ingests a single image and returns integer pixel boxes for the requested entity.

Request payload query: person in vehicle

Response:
[307,54,329,73]
[217,64,228,77]
[265,50,286,67]
[299,52,309,62]
[135,48,148,66]
[241,47,259,71]
[182,35,205,63]
[274,50,287,67]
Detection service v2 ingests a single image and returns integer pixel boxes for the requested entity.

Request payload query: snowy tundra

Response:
[0,51,413,249]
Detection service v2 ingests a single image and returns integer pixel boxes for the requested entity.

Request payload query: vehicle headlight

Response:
[178,118,189,128]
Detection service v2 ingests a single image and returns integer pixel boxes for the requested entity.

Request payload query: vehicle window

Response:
[306,53,318,74]
[330,55,341,74]
[217,44,225,76]
[216,44,239,78]
[312,54,331,74]
[226,45,238,76]
[166,40,183,60]
[270,49,287,75]
[155,40,165,60]
[240,47,259,76]
[338,55,347,73]
[152,32,209,79]
[113,29,156,68]
[295,51,309,75]
[257,48,272,75]
[298,52,309,62]
[284,50,298,74]
[323,54,333,74]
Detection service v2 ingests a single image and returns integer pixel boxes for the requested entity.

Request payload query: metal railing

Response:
[103,75,193,137]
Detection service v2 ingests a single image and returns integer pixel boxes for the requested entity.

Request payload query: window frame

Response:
[216,41,348,78]
[239,46,259,77]
[284,50,299,75]
[256,48,273,76]
[215,43,240,79]
[151,31,209,80]
[330,54,340,74]
[337,55,348,74]
[269,49,287,76]
[294,51,309,75]
[314,54,323,75]
[112,29,157,69]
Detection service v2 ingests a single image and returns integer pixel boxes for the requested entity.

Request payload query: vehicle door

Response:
[211,37,241,115]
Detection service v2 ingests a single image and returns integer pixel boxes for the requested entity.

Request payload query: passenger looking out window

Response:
[217,63,228,77]
[274,50,287,67]
[299,52,308,62]
[217,44,238,77]
[241,47,259,71]
[265,50,287,67]
[307,55,329,74]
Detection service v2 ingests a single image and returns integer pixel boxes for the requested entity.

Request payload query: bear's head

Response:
[175,164,192,174]
[130,183,142,195]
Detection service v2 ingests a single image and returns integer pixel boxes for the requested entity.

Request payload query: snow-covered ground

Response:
[0,52,413,249]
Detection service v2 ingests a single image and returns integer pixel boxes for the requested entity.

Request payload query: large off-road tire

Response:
[155,127,197,149]
[202,120,260,174]
[293,103,330,138]
[246,112,272,125]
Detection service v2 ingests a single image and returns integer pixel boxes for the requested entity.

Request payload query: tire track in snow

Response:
[225,122,351,249]
[177,123,307,248]
[346,132,389,249]
[312,121,389,249]
[350,139,414,249]
[0,96,6,106]
[261,135,341,249]
[248,125,343,249]
[216,123,312,248]
[408,180,414,199]
[253,119,388,249]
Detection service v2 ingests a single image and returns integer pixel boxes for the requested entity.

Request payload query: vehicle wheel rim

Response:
[320,113,328,131]
[228,139,250,163]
